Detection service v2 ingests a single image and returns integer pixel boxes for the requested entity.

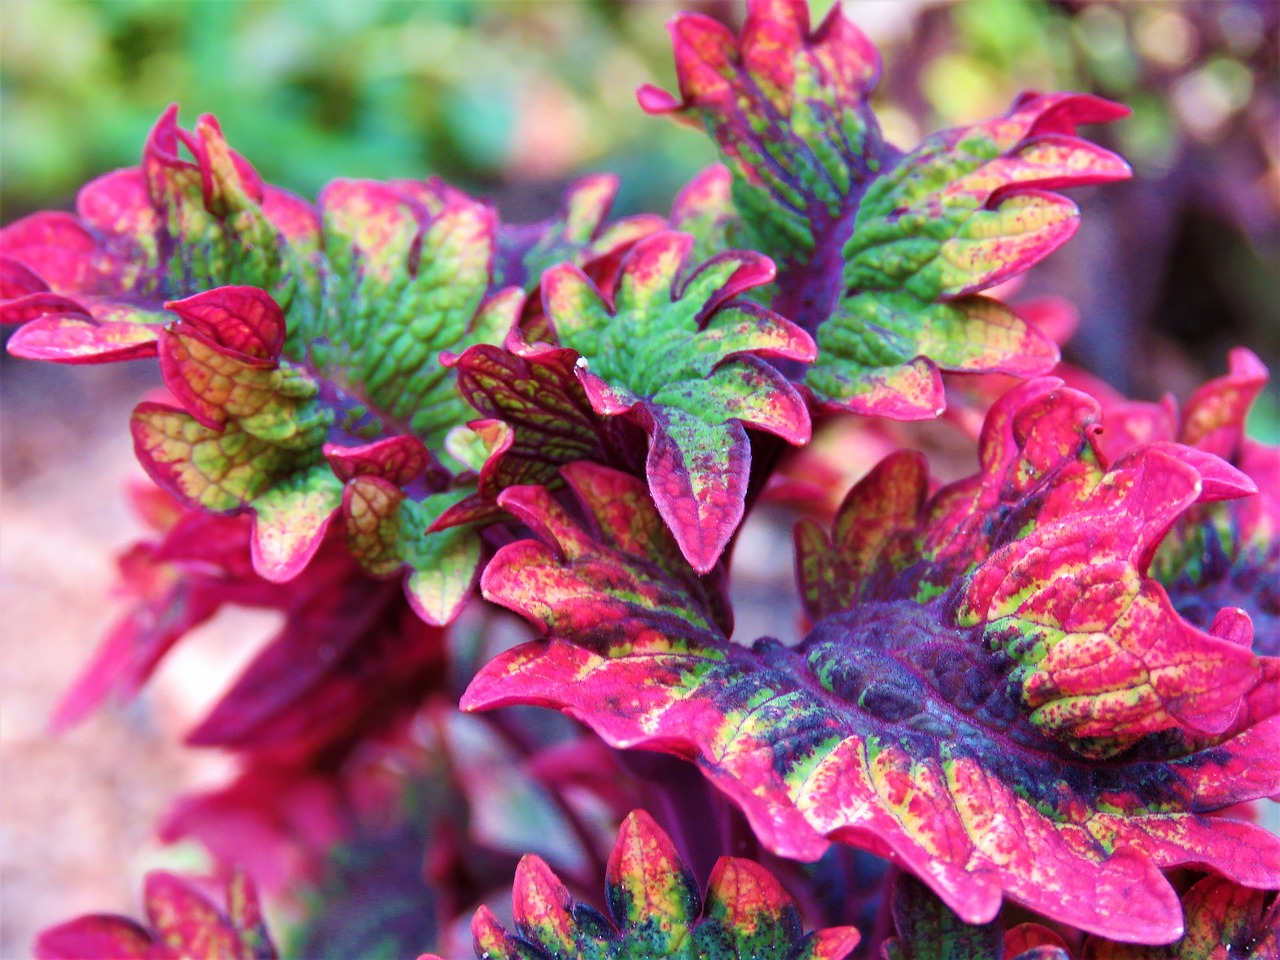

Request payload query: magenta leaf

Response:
[35,871,276,960]
[470,810,860,960]
[1099,349,1279,656]
[55,487,446,774]
[183,536,447,760]
[1083,875,1279,959]
[670,164,739,267]
[540,229,815,571]
[643,0,1129,418]
[51,507,273,731]
[466,382,1280,942]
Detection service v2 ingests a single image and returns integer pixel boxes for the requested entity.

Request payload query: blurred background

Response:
[1,0,1277,954]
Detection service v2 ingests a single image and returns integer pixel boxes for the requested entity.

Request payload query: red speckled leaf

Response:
[642,0,1128,418]
[795,448,929,620]
[468,810,859,960]
[1083,876,1279,959]
[540,230,814,572]
[1100,350,1279,655]
[466,383,1280,942]
[2,107,316,363]
[440,336,644,527]
[34,871,277,960]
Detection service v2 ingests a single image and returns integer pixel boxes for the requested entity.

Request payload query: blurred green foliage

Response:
[1,0,722,219]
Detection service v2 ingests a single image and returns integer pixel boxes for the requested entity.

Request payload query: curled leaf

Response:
[541,229,815,571]
[1083,875,1279,959]
[467,383,1280,942]
[1101,349,1279,655]
[643,0,1129,418]
[2,106,316,363]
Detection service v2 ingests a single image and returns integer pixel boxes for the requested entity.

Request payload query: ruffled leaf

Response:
[440,336,645,527]
[35,871,277,960]
[300,178,523,446]
[541,229,815,571]
[1083,875,1278,959]
[2,106,317,363]
[467,810,859,960]
[466,383,1280,942]
[642,0,1129,418]
[8,110,521,616]
[1100,349,1279,654]
[130,280,496,609]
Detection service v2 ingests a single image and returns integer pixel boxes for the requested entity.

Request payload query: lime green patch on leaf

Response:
[466,810,859,960]
[540,230,815,572]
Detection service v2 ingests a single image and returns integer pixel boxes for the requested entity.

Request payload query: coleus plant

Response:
[4,1,1277,957]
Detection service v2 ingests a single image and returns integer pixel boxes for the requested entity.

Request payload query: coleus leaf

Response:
[540,229,815,572]
[439,333,646,528]
[34,871,276,960]
[325,437,480,625]
[884,875,1069,960]
[299,177,523,446]
[50,508,273,730]
[7,111,520,616]
[2,105,317,363]
[1082,875,1279,960]
[641,0,1130,419]
[465,382,1280,942]
[183,535,447,761]
[1098,349,1279,654]
[453,809,859,960]
[670,164,739,268]
[132,285,492,612]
